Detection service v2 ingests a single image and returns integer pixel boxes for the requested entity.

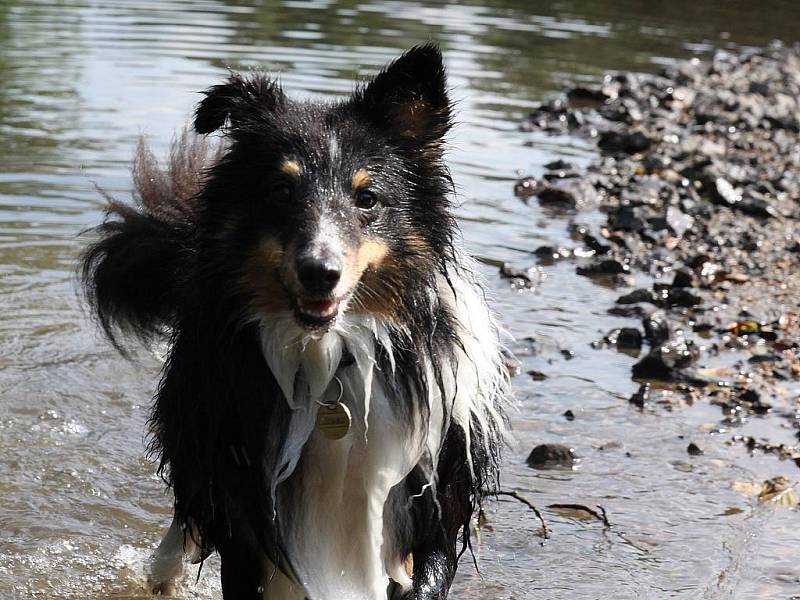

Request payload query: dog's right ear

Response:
[194,73,285,134]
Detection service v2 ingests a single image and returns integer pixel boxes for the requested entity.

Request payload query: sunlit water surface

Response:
[1,1,799,598]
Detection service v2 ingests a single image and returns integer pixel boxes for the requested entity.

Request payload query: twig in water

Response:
[547,503,611,528]
[490,489,550,541]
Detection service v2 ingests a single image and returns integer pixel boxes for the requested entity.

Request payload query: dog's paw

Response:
[150,579,177,596]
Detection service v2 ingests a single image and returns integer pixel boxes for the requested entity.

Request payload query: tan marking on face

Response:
[280,159,302,178]
[239,237,290,315]
[351,168,371,190]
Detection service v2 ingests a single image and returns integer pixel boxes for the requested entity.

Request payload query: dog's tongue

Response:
[302,299,334,313]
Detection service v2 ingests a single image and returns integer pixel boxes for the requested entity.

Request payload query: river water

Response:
[1,1,799,598]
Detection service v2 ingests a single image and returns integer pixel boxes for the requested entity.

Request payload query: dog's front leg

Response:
[149,515,203,594]
[409,548,454,600]
[217,537,268,600]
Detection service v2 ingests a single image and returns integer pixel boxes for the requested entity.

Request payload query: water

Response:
[1,1,799,598]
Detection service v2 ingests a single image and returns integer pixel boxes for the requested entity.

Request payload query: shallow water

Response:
[1,1,799,598]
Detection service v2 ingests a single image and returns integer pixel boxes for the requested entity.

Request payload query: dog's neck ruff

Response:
[257,259,508,600]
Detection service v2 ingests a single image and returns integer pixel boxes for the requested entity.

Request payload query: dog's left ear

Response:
[194,73,284,134]
[352,43,451,145]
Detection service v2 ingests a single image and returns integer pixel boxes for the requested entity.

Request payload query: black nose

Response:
[296,254,342,294]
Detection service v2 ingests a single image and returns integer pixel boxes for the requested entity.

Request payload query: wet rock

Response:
[561,349,575,360]
[544,159,575,171]
[598,129,654,154]
[608,305,651,318]
[643,312,671,345]
[608,205,649,232]
[567,86,610,106]
[617,288,657,305]
[606,327,643,350]
[577,258,629,277]
[687,442,704,456]
[671,269,696,288]
[629,382,650,407]
[499,263,542,290]
[537,177,599,209]
[632,336,699,379]
[707,176,742,206]
[526,443,577,469]
[533,246,572,264]
[665,206,694,238]
[514,175,543,199]
[736,193,780,219]
[542,169,581,182]
[563,409,575,421]
[748,354,782,364]
[582,234,611,255]
[663,288,703,308]
[527,370,548,381]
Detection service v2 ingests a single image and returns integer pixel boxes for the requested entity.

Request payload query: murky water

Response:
[1,1,799,598]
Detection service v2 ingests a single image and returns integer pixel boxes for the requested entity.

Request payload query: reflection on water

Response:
[1,1,799,598]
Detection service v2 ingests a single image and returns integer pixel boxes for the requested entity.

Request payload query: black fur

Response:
[80,44,502,599]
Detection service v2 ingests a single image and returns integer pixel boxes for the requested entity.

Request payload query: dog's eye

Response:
[355,189,378,210]
[272,182,293,203]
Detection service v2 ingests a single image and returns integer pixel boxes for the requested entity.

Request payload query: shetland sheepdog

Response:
[81,44,509,600]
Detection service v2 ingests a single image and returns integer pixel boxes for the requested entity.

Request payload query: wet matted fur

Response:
[81,44,509,600]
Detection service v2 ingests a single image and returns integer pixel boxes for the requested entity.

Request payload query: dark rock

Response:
[608,305,651,318]
[642,312,671,345]
[499,263,542,290]
[617,328,643,349]
[526,443,577,469]
[672,269,696,288]
[514,175,543,199]
[617,288,657,305]
[629,382,650,407]
[632,336,699,379]
[561,349,575,360]
[537,178,599,209]
[567,86,609,106]
[608,205,649,232]
[736,194,780,219]
[583,234,611,255]
[606,327,643,350]
[692,322,714,334]
[687,442,704,456]
[527,370,548,381]
[577,258,629,277]
[533,245,557,258]
[598,129,654,154]
[563,409,575,421]
[542,170,581,182]
[748,354,781,364]
[664,288,703,308]
[568,222,592,239]
[544,159,575,171]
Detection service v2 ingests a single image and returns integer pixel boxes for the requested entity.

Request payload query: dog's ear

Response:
[194,73,285,134]
[352,43,451,144]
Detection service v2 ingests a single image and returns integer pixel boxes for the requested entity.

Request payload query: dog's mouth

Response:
[294,296,342,330]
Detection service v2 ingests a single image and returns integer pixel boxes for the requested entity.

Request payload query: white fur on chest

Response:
[256,259,508,600]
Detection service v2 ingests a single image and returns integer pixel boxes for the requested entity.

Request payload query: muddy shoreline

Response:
[512,43,800,475]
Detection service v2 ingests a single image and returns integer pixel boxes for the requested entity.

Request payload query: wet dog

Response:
[81,44,508,599]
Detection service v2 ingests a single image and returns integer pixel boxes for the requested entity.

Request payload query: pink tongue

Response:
[302,299,334,312]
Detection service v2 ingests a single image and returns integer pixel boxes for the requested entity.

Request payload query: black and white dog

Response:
[81,44,509,599]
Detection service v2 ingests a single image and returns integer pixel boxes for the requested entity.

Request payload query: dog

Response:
[81,44,509,599]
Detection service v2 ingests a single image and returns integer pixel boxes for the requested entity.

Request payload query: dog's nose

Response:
[296,254,342,294]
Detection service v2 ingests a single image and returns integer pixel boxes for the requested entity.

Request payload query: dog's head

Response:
[193,44,455,333]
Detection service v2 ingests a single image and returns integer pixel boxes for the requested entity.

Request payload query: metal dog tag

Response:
[316,402,351,440]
